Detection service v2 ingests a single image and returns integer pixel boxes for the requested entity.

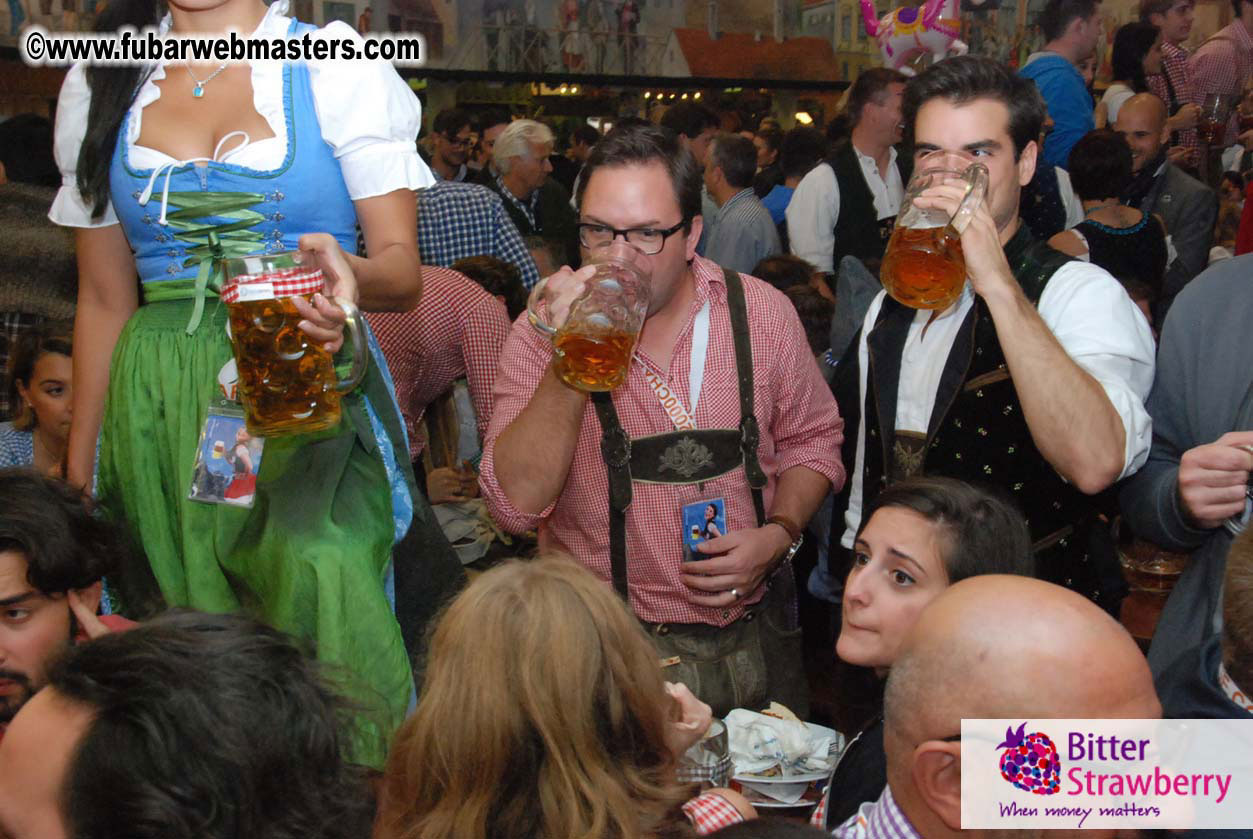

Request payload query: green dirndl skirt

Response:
[97,293,410,768]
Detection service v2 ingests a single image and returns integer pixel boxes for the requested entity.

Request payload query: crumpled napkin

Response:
[724,709,833,777]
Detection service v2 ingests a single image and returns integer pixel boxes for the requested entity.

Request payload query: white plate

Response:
[730,721,843,785]
[732,768,832,784]
[750,798,822,809]
[736,784,825,808]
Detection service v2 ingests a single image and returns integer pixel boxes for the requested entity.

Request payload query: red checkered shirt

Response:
[812,790,829,827]
[366,266,512,460]
[682,791,747,834]
[479,255,845,626]
[1147,41,1197,155]
[1189,21,1253,146]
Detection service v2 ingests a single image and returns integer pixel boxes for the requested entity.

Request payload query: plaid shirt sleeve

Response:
[462,295,513,446]
[811,790,829,828]
[1150,44,1198,153]
[478,319,561,534]
[682,792,747,835]
[1188,27,1253,144]
[493,196,543,289]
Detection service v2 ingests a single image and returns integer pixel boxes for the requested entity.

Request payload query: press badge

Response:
[188,400,265,509]
[682,497,726,562]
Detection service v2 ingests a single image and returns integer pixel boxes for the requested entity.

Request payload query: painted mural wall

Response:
[1,0,1237,76]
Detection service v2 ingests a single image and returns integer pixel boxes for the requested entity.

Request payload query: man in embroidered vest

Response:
[830,56,1156,615]
[787,68,910,279]
[480,124,845,717]
[834,576,1160,839]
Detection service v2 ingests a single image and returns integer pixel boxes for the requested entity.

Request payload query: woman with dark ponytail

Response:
[49,0,445,767]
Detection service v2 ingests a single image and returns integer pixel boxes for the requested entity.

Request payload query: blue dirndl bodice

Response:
[107,21,414,545]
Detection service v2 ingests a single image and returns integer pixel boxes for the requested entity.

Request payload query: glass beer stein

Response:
[880,150,989,311]
[1197,93,1236,148]
[526,241,651,392]
[221,251,367,437]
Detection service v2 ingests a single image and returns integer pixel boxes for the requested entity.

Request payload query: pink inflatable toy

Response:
[860,0,969,75]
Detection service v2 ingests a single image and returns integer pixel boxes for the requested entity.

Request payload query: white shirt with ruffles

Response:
[49,0,432,228]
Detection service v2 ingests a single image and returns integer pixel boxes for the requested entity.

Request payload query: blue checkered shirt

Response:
[702,187,781,275]
[493,173,541,232]
[415,182,542,289]
[832,787,922,839]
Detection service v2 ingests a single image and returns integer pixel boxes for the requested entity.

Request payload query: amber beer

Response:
[880,225,967,311]
[553,327,636,391]
[1197,117,1225,146]
[227,294,343,436]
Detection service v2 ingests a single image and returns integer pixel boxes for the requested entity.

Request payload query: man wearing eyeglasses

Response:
[479,123,845,717]
[426,108,473,183]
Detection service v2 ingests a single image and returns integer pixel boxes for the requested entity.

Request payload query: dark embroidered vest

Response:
[843,225,1115,603]
[828,142,913,271]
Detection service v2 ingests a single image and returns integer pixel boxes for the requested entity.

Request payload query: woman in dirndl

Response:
[51,0,440,766]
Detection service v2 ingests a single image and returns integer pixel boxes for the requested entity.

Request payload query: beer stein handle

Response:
[526,276,557,337]
[333,297,369,394]
[949,162,989,235]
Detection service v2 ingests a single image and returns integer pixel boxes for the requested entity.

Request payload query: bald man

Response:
[832,576,1160,839]
[1114,93,1218,312]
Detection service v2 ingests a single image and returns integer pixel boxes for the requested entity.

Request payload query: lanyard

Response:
[641,299,711,432]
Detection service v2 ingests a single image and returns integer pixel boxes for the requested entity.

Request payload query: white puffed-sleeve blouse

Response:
[50,0,433,228]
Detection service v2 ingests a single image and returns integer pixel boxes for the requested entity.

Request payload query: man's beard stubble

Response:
[0,669,33,725]
[0,612,77,724]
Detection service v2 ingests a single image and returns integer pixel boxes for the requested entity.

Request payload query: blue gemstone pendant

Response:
[193,84,205,98]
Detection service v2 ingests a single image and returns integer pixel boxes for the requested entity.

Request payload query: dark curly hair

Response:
[0,469,119,595]
[1068,129,1133,201]
[904,55,1047,161]
[49,610,376,839]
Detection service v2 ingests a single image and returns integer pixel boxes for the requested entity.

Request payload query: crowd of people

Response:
[0,0,1252,835]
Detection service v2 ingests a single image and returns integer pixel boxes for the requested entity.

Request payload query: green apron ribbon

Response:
[149,190,268,334]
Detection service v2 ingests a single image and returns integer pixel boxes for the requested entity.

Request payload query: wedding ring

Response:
[729,588,740,599]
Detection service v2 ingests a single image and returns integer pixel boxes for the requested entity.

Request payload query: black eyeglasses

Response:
[577,220,686,255]
[443,133,472,148]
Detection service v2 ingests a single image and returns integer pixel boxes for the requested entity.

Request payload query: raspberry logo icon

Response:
[996,722,1061,795]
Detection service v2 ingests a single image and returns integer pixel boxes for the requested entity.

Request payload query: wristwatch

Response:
[766,514,804,563]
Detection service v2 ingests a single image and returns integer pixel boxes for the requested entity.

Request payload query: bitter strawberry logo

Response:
[996,722,1061,795]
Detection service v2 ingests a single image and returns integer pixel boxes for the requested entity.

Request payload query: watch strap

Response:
[766,514,802,545]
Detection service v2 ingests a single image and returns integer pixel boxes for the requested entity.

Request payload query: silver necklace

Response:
[186,63,228,99]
